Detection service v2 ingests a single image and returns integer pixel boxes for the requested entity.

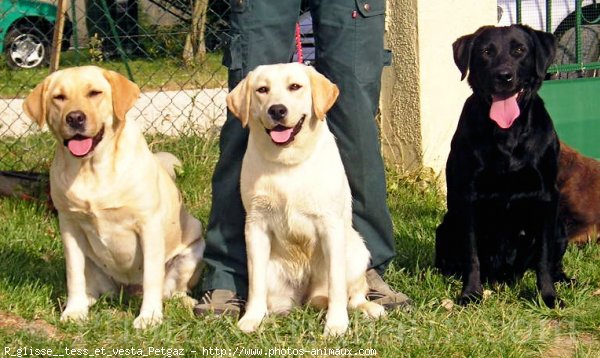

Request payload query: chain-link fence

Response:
[0,0,314,174]
[11,1,598,174]
[0,0,236,173]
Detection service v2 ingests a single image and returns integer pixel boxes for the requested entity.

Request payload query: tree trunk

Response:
[183,0,209,67]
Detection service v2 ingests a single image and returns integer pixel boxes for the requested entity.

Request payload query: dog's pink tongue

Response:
[490,93,520,129]
[67,138,93,157]
[270,127,294,144]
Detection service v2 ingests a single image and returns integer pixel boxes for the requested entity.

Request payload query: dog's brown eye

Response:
[481,48,491,55]
[514,46,526,55]
[257,86,269,94]
[53,94,66,101]
[289,83,302,91]
[88,90,102,97]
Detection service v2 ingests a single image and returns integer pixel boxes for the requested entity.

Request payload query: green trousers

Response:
[201,0,395,298]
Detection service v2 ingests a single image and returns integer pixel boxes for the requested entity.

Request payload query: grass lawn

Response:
[0,51,227,99]
[0,135,599,357]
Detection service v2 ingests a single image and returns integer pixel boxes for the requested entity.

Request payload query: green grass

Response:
[1,135,599,357]
[0,132,55,172]
[0,51,227,98]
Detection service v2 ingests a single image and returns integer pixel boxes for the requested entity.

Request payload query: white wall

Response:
[382,0,497,175]
[417,0,497,173]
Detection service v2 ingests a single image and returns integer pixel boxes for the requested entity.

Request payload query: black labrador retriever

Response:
[435,25,569,308]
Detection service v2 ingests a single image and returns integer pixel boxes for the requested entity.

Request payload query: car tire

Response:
[553,24,600,79]
[3,26,51,69]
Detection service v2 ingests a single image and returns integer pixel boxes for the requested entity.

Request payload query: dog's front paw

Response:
[553,271,576,285]
[545,298,566,309]
[133,310,163,329]
[458,286,483,306]
[324,311,349,336]
[60,306,89,323]
[541,292,564,309]
[237,311,265,333]
[361,301,386,319]
[61,296,92,323]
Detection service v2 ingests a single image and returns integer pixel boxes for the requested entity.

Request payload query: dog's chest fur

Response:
[249,182,321,254]
[71,209,143,284]
[473,140,546,198]
[50,157,151,284]
[241,134,351,278]
[460,97,552,199]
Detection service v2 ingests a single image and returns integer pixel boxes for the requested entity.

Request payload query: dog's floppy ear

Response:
[226,71,254,127]
[307,66,339,120]
[453,33,476,81]
[103,70,140,122]
[520,25,556,79]
[453,26,494,81]
[23,76,51,128]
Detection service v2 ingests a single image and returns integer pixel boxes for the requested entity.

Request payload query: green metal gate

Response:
[508,0,600,158]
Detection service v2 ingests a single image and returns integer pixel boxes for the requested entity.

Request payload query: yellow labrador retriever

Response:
[23,66,204,329]
[227,63,385,336]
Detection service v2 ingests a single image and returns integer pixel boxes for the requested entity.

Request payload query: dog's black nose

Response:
[268,104,288,121]
[496,71,513,83]
[66,111,86,130]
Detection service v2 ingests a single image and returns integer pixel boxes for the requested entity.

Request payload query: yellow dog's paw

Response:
[133,311,163,329]
[60,306,88,323]
[324,313,349,337]
[237,312,265,333]
[361,301,386,319]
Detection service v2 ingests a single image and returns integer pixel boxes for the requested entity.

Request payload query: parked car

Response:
[0,0,72,69]
[497,0,600,78]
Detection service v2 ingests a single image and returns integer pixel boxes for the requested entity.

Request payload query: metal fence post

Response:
[546,0,552,32]
[576,0,583,66]
[49,0,67,73]
[71,0,80,65]
[98,0,134,81]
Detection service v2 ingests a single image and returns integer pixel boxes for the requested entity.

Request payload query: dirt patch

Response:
[543,333,597,358]
[0,311,62,340]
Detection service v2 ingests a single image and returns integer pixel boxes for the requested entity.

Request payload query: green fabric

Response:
[201,0,395,298]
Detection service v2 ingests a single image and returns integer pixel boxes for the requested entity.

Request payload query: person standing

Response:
[194,0,409,316]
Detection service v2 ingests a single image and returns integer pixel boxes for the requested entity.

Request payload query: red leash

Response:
[295,22,303,63]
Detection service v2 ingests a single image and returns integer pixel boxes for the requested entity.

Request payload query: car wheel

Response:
[553,25,600,79]
[4,26,51,69]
